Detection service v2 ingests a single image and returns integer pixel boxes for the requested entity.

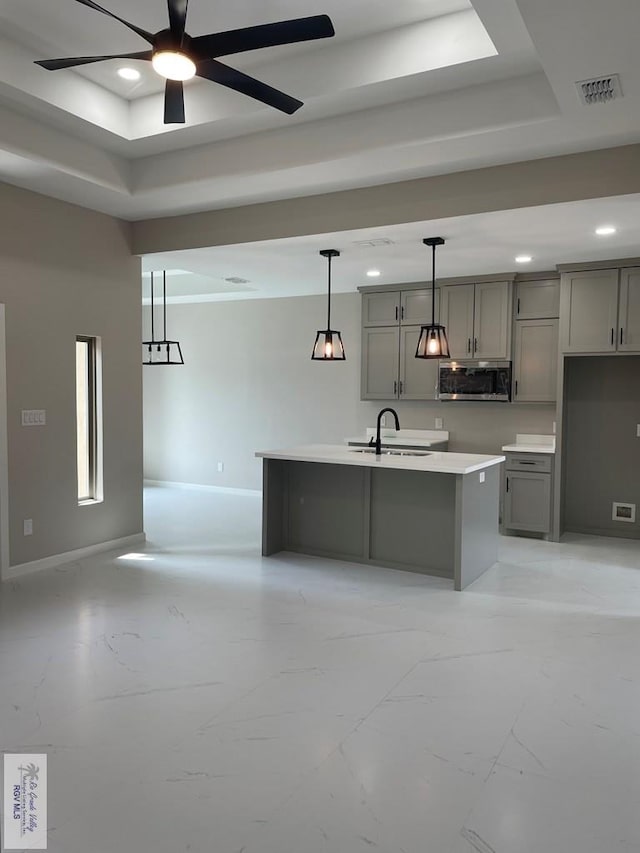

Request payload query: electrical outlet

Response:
[479,472,485,483]
[435,417,443,429]
[23,519,33,536]
[217,462,224,473]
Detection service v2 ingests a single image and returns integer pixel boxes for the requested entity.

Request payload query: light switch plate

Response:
[22,410,46,427]
[23,519,33,536]
[435,417,443,429]
[479,472,485,483]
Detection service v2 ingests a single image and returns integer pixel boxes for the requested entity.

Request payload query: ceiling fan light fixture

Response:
[152,50,196,81]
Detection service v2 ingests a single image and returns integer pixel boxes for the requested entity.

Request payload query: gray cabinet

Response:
[515,279,560,319]
[560,269,619,353]
[619,268,640,352]
[361,327,400,399]
[513,319,559,402]
[440,281,511,360]
[362,292,400,326]
[439,284,475,358]
[503,453,553,534]
[399,326,439,400]
[361,288,440,400]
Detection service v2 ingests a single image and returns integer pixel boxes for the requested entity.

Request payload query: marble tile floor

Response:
[1,484,640,853]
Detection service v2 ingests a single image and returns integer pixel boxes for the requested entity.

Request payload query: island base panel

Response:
[454,465,500,591]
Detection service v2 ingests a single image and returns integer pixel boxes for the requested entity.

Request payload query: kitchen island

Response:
[256,444,505,591]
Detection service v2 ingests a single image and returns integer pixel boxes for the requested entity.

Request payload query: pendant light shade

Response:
[143,271,185,365]
[312,249,346,361]
[415,237,450,360]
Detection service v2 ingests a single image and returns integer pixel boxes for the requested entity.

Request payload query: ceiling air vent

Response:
[224,276,251,284]
[352,238,395,248]
[576,74,622,105]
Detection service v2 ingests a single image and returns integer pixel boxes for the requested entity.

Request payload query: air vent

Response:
[612,502,636,523]
[224,276,251,284]
[352,238,395,248]
[576,74,622,105]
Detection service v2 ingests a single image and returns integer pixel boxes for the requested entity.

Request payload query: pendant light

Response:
[415,237,450,359]
[143,271,185,365]
[312,249,346,361]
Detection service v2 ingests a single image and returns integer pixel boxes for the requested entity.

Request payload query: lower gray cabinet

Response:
[503,454,553,534]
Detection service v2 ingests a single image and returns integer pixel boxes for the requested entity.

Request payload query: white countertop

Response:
[501,433,556,455]
[346,428,449,448]
[256,444,505,475]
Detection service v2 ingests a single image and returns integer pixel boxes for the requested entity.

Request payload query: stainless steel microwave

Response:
[438,360,512,401]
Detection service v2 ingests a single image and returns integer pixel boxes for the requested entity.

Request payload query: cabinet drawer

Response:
[505,453,552,473]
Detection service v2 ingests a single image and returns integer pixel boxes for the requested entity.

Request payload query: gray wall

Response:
[143,293,555,490]
[0,182,143,568]
[563,356,640,539]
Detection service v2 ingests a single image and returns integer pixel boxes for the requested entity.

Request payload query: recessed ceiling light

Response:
[515,255,533,264]
[118,67,141,81]
[366,270,381,278]
[595,225,617,236]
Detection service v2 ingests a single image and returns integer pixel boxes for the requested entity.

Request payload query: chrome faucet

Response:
[370,407,400,455]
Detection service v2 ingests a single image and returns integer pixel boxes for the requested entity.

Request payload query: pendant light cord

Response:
[163,271,167,341]
[150,271,155,343]
[431,242,436,326]
[326,253,332,329]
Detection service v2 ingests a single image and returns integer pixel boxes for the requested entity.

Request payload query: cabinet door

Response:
[515,279,560,319]
[399,326,439,400]
[513,319,559,403]
[400,289,439,325]
[439,284,475,359]
[474,281,511,359]
[618,268,640,352]
[362,292,400,326]
[559,269,619,353]
[361,327,400,400]
[504,471,551,533]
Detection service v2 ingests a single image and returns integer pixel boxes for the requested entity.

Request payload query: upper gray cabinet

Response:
[362,291,401,326]
[439,284,475,358]
[619,268,640,352]
[560,269,619,353]
[513,319,559,402]
[474,281,512,359]
[560,268,640,354]
[401,289,438,325]
[440,281,512,360]
[515,279,560,319]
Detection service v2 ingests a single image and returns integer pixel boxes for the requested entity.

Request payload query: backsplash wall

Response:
[143,292,555,491]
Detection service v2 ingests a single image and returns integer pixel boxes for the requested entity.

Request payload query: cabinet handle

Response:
[611,327,614,346]
[399,380,404,395]
[517,297,521,316]
[401,306,405,320]
[506,477,510,493]
[467,338,471,354]
[474,337,478,354]
[515,380,518,397]
[393,380,397,396]
[395,306,399,321]
[519,461,536,465]
[620,327,624,345]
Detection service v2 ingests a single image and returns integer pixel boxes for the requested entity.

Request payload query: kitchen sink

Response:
[349,448,432,457]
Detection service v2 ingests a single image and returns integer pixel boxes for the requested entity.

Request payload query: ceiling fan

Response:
[34,0,335,124]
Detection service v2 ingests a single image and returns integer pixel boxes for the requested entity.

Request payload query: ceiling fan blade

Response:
[168,0,189,43]
[35,50,153,71]
[197,59,303,114]
[192,15,335,60]
[73,0,155,44]
[164,80,185,123]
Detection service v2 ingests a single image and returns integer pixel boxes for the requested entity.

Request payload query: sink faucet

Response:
[370,407,400,455]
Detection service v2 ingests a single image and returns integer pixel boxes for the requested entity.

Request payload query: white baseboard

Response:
[4,532,146,581]
[144,479,261,497]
